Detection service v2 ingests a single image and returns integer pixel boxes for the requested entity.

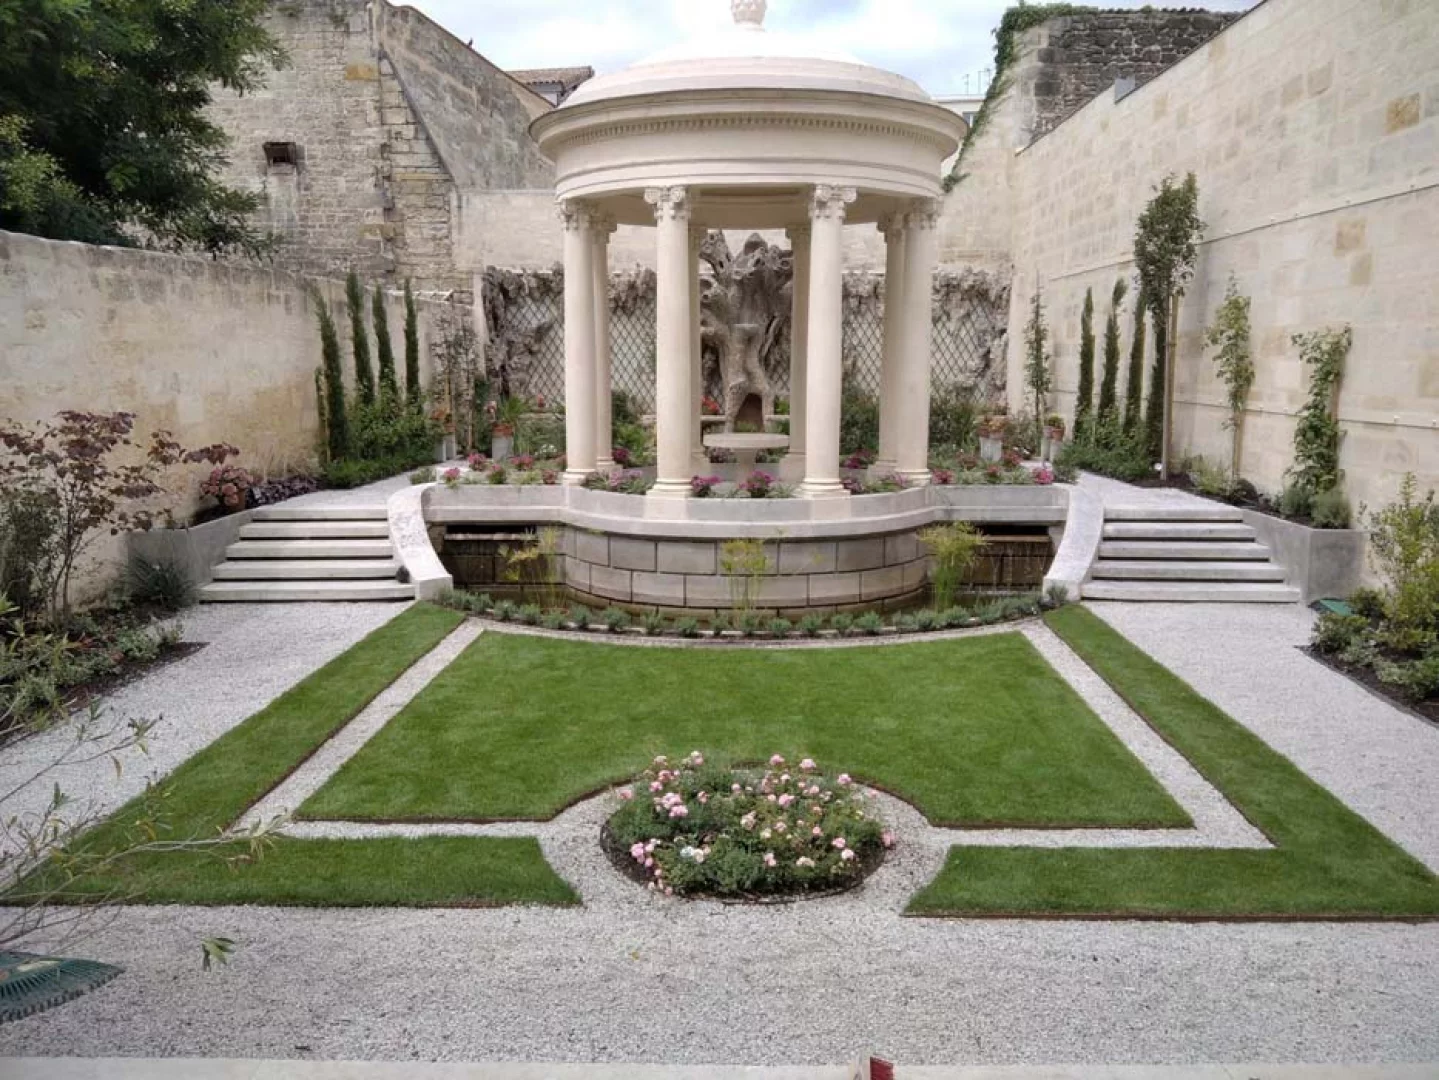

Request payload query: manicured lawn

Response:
[34,604,578,909]
[908,606,1439,919]
[300,630,1189,829]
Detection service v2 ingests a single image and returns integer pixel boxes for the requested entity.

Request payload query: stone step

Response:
[240,520,390,540]
[251,505,388,522]
[1099,540,1271,561]
[212,559,402,582]
[1102,521,1256,541]
[199,580,415,603]
[225,538,396,560]
[1103,505,1245,523]
[1084,581,1301,603]
[1090,560,1288,582]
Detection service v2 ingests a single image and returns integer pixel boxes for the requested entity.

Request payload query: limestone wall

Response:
[0,229,445,478]
[208,0,551,295]
[1005,0,1439,513]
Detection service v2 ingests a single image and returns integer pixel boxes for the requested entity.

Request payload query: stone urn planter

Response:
[978,418,1006,464]
[490,425,514,462]
[1042,417,1066,461]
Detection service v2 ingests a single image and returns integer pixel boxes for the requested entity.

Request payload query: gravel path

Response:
[0,604,407,856]
[5,604,1438,1065]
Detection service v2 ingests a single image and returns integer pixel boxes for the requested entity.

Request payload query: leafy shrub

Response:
[409,467,436,485]
[583,470,653,495]
[1312,612,1368,656]
[348,398,436,466]
[607,752,890,899]
[491,600,517,622]
[914,609,938,632]
[516,604,542,626]
[737,610,763,637]
[568,605,592,630]
[1288,326,1350,496]
[854,612,885,636]
[710,612,734,633]
[840,381,879,456]
[1279,484,1313,521]
[674,617,701,639]
[1045,583,1070,609]
[797,614,824,638]
[928,385,978,451]
[602,608,631,633]
[641,611,667,635]
[122,557,195,612]
[200,464,255,513]
[541,610,566,631]
[829,613,854,635]
[1365,475,1439,653]
[939,607,969,629]
[1056,423,1153,482]
[894,613,919,633]
[323,456,418,490]
[1310,487,1352,530]
[1189,456,1237,501]
[1375,653,1439,702]
[1348,587,1386,620]
[768,618,793,640]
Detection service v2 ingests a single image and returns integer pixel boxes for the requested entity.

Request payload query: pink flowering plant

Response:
[200,464,255,512]
[605,752,891,899]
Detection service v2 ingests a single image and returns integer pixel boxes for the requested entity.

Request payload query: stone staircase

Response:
[1085,505,1300,603]
[199,506,414,603]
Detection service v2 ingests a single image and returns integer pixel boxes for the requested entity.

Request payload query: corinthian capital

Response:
[905,198,942,232]
[809,184,857,223]
[644,186,690,223]
[557,199,594,233]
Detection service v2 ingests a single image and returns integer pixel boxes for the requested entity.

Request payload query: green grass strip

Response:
[35,604,578,908]
[300,630,1188,829]
[907,606,1439,919]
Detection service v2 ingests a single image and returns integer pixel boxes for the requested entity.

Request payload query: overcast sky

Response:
[410,0,1260,98]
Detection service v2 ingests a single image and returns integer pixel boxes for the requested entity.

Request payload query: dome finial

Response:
[732,0,767,30]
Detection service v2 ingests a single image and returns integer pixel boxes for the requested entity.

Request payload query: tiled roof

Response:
[509,66,595,88]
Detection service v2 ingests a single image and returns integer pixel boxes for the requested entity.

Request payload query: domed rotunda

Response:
[532,0,965,500]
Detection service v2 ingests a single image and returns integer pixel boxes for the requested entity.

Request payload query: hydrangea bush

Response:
[606,752,892,899]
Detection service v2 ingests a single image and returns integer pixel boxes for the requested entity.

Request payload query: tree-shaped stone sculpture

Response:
[699,232,793,431]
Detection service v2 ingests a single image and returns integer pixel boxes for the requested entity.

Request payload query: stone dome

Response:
[563,0,935,109]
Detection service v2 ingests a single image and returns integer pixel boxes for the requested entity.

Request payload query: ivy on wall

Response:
[943,3,1096,192]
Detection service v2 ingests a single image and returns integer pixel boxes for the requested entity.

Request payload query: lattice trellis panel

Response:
[492,274,1007,411]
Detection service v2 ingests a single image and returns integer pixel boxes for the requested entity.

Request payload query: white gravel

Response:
[3,604,1438,1066]
[0,603,408,856]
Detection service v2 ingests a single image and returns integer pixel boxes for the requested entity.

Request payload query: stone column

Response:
[897,198,941,485]
[876,212,908,470]
[800,184,856,500]
[785,224,811,477]
[559,199,597,485]
[645,185,694,500]
[592,214,617,470]
[690,224,708,472]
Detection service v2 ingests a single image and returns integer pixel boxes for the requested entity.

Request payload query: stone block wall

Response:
[0,229,452,589]
[1005,0,1439,515]
[208,0,551,296]
[560,528,934,616]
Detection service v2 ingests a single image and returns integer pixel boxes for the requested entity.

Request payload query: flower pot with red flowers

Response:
[1042,414,1066,461]
[978,413,1007,464]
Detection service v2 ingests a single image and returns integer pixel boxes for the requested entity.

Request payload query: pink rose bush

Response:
[607,750,890,899]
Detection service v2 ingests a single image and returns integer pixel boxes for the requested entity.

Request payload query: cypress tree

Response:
[373,285,400,408]
[1074,287,1096,441]
[316,292,349,461]
[1123,284,1147,436]
[404,279,422,410]
[1098,278,1126,427]
[346,270,375,406]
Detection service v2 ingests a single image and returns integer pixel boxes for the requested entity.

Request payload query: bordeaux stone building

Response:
[207,0,553,299]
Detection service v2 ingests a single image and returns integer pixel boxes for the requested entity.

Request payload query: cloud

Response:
[410,0,1259,97]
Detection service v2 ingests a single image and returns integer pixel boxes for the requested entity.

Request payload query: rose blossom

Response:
[832,837,847,850]
[837,773,852,786]
[778,794,795,808]
[800,758,816,772]
[763,852,777,868]
[796,857,816,868]
[841,849,857,862]
[881,831,897,849]
[669,804,689,819]
[769,755,786,767]
[630,842,647,862]
[812,826,823,837]
[618,788,634,801]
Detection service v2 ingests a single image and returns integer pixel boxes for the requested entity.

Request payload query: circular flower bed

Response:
[602,752,893,901]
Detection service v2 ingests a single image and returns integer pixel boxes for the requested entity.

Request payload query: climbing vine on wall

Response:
[1288,325,1352,496]
[1204,276,1255,487]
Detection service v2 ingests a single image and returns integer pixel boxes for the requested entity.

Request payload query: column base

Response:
[776,452,806,483]
[647,478,693,500]
[562,469,594,487]
[899,469,933,488]
[799,478,849,500]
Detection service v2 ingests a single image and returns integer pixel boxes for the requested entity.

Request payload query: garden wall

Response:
[1003,0,1439,514]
